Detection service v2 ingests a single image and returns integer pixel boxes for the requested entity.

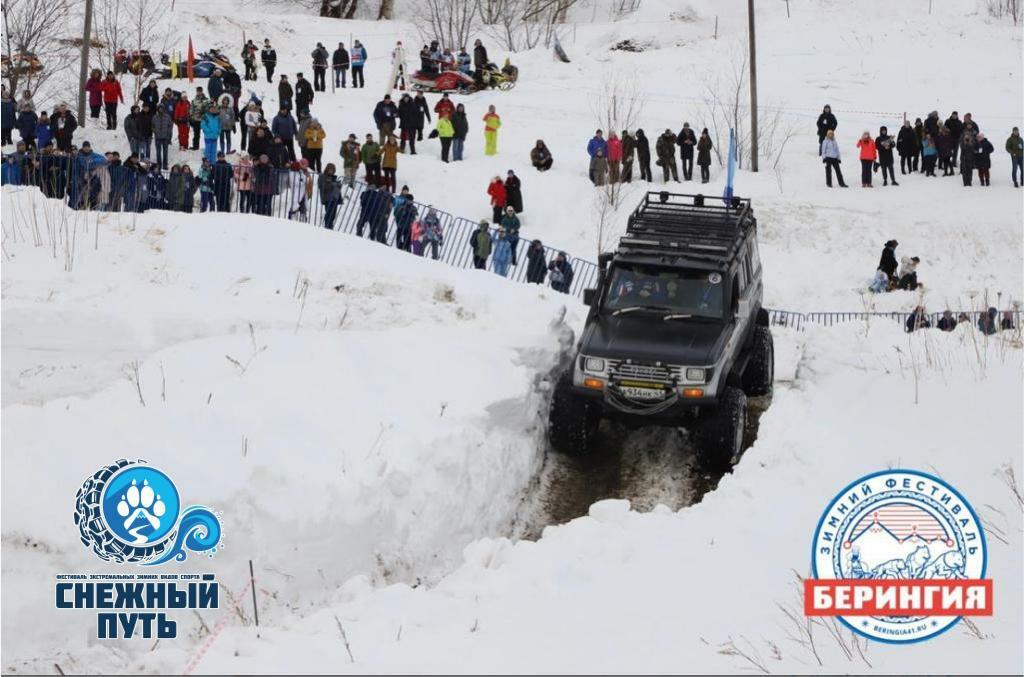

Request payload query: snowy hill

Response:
[2,0,1023,674]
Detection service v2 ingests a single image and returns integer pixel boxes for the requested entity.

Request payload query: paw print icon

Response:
[98,466,181,547]
[116,479,168,543]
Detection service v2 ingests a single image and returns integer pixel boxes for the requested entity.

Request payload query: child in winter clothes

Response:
[422,208,443,260]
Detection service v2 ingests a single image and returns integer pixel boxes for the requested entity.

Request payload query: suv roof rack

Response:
[617,192,755,264]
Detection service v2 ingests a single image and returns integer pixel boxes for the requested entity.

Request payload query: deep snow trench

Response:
[514,394,773,540]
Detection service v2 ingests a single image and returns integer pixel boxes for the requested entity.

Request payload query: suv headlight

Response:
[685,368,706,382]
[583,357,606,373]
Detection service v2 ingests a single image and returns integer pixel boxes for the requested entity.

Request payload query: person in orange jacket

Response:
[483,105,501,155]
[99,71,124,130]
[487,175,506,222]
[856,130,877,187]
[173,93,191,150]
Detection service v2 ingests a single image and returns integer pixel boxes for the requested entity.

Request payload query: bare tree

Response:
[413,0,478,54]
[93,0,176,100]
[697,41,797,171]
[987,0,1020,24]
[479,0,582,51]
[2,0,75,98]
[590,69,643,208]
[319,0,359,17]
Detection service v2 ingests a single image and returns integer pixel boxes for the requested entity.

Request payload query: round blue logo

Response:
[74,459,222,565]
[100,466,180,546]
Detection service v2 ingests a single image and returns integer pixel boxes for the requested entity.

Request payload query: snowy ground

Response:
[2,0,1023,673]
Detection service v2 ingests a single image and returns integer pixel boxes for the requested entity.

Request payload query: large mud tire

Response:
[548,371,599,455]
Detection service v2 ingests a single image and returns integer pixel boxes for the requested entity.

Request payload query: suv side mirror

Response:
[583,288,596,306]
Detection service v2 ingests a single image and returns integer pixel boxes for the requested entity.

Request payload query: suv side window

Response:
[743,253,753,286]
[748,237,762,273]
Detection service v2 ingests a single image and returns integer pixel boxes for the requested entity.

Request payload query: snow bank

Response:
[195,322,1024,675]
[1,187,578,673]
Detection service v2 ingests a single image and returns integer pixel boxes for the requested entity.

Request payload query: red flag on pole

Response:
[186,35,195,82]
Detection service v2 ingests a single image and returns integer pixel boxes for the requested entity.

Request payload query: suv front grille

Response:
[608,360,681,384]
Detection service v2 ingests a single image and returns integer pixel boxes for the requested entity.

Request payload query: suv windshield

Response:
[604,263,725,318]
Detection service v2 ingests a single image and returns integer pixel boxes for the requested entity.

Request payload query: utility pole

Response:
[747,0,759,172]
[77,0,95,126]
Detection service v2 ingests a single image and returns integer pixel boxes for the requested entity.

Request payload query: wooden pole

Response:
[249,559,261,638]
[714,16,719,39]
[747,0,759,172]
[77,0,95,126]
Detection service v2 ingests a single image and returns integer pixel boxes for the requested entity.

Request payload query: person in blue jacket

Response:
[587,130,607,182]
[1,86,15,146]
[491,226,513,277]
[350,40,367,88]
[200,103,222,164]
[1,154,21,185]
[35,111,53,149]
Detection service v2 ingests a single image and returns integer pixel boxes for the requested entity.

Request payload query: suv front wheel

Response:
[695,386,748,469]
[548,370,599,455]
[742,326,774,397]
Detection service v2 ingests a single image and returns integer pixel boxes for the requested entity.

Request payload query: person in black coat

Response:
[923,110,940,140]
[972,132,994,186]
[472,39,489,78]
[332,43,350,88]
[262,41,277,83]
[635,129,652,182]
[413,92,431,142]
[936,310,957,332]
[896,120,918,175]
[278,75,293,111]
[878,240,899,283]
[676,122,697,181]
[294,73,314,115]
[212,153,233,211]
[525,240,547,284]
[905,306,931,333]
[944,111,963,167]
[504,169,522,213]
[397,94,418,153]
[875,126,898,186]
[373,95,399,144]
[816,105,837,149]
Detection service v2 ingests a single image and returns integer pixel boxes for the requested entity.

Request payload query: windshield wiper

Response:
[663,314,693,321]
[611,305,671,316]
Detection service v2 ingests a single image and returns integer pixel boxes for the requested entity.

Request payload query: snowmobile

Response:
[409,68,478,93]
[409,61,517,94]
[147,49,237,80]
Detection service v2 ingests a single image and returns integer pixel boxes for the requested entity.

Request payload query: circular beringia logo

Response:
[807,469,991,644]
[74,459,222,565]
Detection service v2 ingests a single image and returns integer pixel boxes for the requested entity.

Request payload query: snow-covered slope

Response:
[2,0,1022,673]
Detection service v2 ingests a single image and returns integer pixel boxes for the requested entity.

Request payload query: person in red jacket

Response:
[99,71,124,130]
[856,130,877,188]
[434,92,455,120]
[173,93,191,150]
[85,69,103,120]
[607,131,623,182]
[487,175,506,223]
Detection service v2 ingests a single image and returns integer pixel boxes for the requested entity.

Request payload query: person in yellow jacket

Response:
[483,105,501,156]
[381,135,399,191]
[303,118,326,172]
[436,112,455,163]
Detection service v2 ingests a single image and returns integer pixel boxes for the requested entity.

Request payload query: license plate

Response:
[619,385,665,401]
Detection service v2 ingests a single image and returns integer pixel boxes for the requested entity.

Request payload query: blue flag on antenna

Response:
[723,128,737,205]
